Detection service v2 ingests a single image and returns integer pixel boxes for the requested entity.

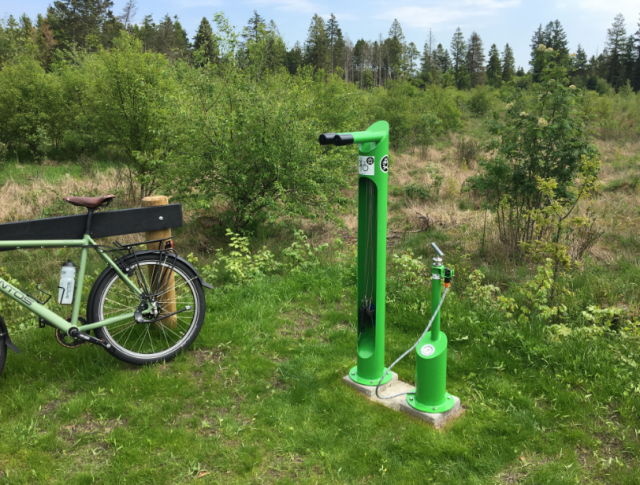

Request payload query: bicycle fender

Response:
[0,316,20,353]
[113,251,214,290]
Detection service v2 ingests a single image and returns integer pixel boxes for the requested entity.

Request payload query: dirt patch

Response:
[64,413,128,437]
[494,453,550,484]
[278,310,319,337]
[191,348,225,367]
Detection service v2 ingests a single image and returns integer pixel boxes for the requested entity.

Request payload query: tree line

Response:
[1,0,640,93]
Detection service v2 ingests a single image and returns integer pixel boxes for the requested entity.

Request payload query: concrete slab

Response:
[342,373,464,428]
[399,395,464,429]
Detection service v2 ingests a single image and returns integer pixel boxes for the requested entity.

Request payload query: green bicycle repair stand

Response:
[320,123,464,428]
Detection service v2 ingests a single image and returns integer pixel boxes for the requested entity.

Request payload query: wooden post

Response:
[141,196,177,329]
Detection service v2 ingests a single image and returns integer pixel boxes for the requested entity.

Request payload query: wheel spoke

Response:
[94,259,202,362]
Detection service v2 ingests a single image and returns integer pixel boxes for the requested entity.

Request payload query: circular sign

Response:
[366,156,374,166]
[380,155,389,173]
[420,344,435,357]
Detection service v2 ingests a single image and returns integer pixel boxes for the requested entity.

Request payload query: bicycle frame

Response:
[0,234,142,335]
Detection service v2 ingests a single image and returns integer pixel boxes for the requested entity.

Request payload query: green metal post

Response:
[319,121,392,386]
[407,251,455,413]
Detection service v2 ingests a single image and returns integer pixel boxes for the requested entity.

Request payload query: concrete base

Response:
[342,373,464,429]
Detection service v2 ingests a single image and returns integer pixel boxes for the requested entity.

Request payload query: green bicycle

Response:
[0,195,213,377]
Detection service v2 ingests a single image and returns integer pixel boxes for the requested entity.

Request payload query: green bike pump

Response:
[319,121,392,386]
[407,243,455,413]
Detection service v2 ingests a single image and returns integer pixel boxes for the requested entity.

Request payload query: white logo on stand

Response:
[358,156,375,175]
[380,155,389,173]
[420,344,435,357]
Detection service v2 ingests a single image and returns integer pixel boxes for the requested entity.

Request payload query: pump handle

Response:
[431,242,444,257]
[318,133,354,146]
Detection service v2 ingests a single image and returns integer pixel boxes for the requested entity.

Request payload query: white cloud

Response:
[374,0,520,29]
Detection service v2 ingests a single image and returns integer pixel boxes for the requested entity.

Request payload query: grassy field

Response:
[1,133,640,483]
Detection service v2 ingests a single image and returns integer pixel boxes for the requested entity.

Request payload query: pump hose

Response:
[375,286,450,400]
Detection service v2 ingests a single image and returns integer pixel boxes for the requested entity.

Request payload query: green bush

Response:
[469,47,599,257]
[78,33,175,198]
[466,86,494,116]
[0,56,66,157]
[167,63,356,230]
[370,81,461,150]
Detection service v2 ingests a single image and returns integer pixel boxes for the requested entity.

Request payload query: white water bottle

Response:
[58,261,76,305]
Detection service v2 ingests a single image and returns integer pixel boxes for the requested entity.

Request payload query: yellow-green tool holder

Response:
[319,121,392,386]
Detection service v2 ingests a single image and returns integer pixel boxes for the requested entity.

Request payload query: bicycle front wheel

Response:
[91,253,205,365]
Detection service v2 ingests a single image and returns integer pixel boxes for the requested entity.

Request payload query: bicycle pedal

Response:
[68,328,112,350]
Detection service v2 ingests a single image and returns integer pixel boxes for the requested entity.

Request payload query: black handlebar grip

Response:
[318,133,354,146]
[334,134,354,146]
[319,133,338,145]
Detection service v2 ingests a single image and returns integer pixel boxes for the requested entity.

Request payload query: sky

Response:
[4,0,640,69]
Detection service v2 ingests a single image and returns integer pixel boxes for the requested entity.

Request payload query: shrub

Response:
[467,86,493,116]
[455,138,480,169]
[0,142,7,164]
[168,63,356,230]
[78,33,175,199]
[282,230,328,273]
[469,47,599,257]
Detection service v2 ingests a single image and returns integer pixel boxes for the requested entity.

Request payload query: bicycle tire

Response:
[90,253,206,365]
[0,338,6,379]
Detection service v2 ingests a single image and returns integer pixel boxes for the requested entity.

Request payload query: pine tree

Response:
[243,10,265,42]
[303,14,329,71]
[117,0,137,29]
[333,29,345,76]
[530,20,570,80]
[173,18,190,52]
[136,14,155,53]
[193,17,217,65]
[286,41,303,74]
[633,14,640,92]
[420,29,437,83]
[353,38,371,87]
[546,20,569,60]
[47,0,117,50]
[434,43,451,73]
[486,44,502,87]
[326,13,342,74]
[406,41,419,76]
[622,36,635,83]
[34,14,57,68]
[450,27,469,89]
[385,19,405,79]
[572,44,588,83]
[466,31,485,87]
[502,43,516,82]
[153,14,188,60]
[606,13,627,90]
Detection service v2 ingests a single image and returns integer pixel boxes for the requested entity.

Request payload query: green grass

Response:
[1,252,639,484]
[0,160,116,187]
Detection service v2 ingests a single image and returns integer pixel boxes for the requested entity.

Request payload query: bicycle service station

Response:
[320,121,464,427]
[0,121,463,429]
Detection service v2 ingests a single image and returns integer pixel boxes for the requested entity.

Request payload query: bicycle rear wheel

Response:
[91,253,205,365]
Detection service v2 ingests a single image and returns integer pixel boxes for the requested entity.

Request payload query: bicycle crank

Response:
[67,328,112,350]
[55,317,87,348]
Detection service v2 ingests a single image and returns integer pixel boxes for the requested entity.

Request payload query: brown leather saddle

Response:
[63,195,115,209]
